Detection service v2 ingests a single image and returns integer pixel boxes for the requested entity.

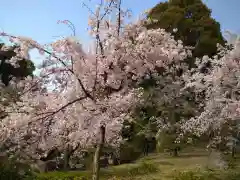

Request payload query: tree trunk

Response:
[63,143,80,170]
[231,144,236,158]
[92,125,106,180]
[143,138,149,156]
[63,144,71,170]
[173,147,179,157]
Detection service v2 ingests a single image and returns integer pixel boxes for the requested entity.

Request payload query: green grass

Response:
[37,149,240,180]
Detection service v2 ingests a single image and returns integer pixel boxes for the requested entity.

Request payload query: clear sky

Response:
[0,0,240,65]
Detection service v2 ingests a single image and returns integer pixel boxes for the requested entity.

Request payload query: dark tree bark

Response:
[173,147,179,157]
[63,143,80,170]
[143,138,149,156]
[63,144,71,170]
[92,125,105,180]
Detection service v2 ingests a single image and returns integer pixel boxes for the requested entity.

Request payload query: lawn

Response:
[102,149,209,180]
[37,149,240,180]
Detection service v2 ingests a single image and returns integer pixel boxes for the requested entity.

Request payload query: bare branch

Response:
[81,1,96,17]
[117,0,122,36]
[100,0,114,21]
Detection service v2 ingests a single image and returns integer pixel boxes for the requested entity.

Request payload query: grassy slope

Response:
[104,149,209,180]
[38,149,240,180]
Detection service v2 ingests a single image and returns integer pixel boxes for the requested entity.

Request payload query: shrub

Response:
[0,157,35,180]
[109,161,158,178]
[118,142,142,164]
[221,154,238,169]
[125,161,158,177]
[173,171,206,180]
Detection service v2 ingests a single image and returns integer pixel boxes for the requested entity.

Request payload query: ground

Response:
[38,148,240,180]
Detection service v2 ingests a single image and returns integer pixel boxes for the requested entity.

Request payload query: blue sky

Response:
[0,0,240,65]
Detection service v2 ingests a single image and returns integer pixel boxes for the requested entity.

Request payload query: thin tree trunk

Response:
[63,144,71,170]
[116,0,122,36]
[232,142,236,158]
[207,148,212,169]
[63,142,80,170]
[173,147,178,157]
[92,125,106,180]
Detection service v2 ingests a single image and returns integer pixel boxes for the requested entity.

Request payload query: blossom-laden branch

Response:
[0,32,94,101]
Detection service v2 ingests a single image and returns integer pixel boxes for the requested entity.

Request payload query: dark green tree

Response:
[0,43,35,86]
[146,0,226,67]
[0,43,35,118]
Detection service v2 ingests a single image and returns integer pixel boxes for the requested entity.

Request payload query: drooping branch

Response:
[57,19,76,70]
[0,32,95,101]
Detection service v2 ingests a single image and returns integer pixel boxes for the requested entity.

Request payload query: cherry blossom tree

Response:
[0,0,191,179]
[181,36,240,156]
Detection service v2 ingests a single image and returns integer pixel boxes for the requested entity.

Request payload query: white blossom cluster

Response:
[181,37,240,148]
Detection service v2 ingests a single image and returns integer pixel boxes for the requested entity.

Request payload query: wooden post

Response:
[92,125,106,180]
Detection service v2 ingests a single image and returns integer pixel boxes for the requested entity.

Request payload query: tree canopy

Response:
[146,0,226,67]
